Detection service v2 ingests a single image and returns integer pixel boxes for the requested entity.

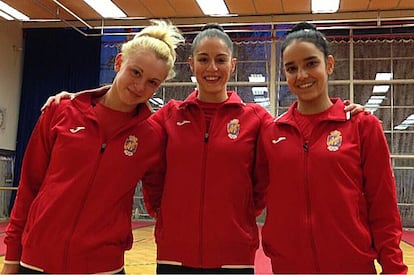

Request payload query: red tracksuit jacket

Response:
[4,86,164,273]
[143,90,271,269]
[261,98,407,274]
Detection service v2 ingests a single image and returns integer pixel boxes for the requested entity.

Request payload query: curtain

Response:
[10,28,101,210]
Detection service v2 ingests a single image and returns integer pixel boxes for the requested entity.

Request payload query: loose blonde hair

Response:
[121,20,184,80]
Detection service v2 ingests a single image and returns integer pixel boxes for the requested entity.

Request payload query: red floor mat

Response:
[256,225,272,274]
[131,220,155,229]
[0,221,7,256]
[402,229,414,246]
[255,246,271,273]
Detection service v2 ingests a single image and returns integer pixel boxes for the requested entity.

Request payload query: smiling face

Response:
[283,40,334,113]
[108,49,169,112]
[189,37,236,103]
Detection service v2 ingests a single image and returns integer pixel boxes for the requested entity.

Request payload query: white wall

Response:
[0,21,23,151]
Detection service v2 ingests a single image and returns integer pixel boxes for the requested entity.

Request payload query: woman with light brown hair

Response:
[2,20,183,274]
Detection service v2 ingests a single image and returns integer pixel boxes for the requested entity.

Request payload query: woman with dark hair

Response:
[146,23,271,274]
[260,22,407,274]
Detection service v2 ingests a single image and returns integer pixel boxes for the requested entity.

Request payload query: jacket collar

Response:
[275,98,351,124]
[178,90,246,109]
[72,85,153,119]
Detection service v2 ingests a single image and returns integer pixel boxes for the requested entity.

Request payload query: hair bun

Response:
[290,22,317,33]
[201,23,225,32]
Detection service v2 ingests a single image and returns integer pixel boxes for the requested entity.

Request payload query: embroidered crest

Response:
[124,135,138,156]
[327,130,342,152]
[227,119,240,139]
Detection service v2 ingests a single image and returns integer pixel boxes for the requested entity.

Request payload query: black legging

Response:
[156,263,254,274]
[18,265,126,274]
[18,265,43,274]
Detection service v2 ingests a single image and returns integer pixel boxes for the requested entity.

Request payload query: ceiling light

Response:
[252,87,268,96]
[364,94,386,113]
[366,98,383,105]
[0,1,29,20]
[394,114,414,130]
[373,85,390,93]
[372,72,392,93]
[83,0,126,18]
[0,9,13,20]
[375,72,393,80]
[311,0,340,13]
[196,0,229,15]
[371,95,386,100]
[394,125,408,130]
[249,74,265,82]
[149,98,164,107]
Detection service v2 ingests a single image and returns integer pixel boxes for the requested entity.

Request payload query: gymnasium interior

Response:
[0,0,413,273]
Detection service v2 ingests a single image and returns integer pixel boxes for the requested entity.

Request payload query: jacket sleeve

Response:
[252,107,272,217]
[359,114,408,274]
[141,108,167,218]
[4,105,58,262]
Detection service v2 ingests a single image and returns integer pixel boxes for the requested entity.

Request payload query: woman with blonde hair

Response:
[2,20,183,274]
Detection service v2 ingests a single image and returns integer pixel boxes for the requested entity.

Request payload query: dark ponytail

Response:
[191,23,233,55]
[282,22,329,58]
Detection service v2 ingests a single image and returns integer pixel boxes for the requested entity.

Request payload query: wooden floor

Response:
[125,226,414,274]
[0,225,413,274]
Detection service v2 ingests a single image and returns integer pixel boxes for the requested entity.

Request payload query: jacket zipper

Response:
[62,143,106,271]
[198,112,210,266]
[61,105,140,271]
[303,139,320,272]
[198,105,218,266]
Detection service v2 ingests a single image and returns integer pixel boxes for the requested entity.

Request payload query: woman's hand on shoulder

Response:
[41,91,76,112]
[343,100,369,116]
